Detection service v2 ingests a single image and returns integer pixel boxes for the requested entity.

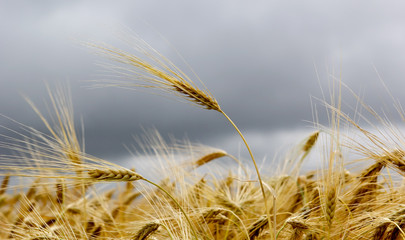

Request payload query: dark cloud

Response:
[1,1,405,162]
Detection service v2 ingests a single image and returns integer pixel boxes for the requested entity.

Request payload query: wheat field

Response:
[1,38,405,240]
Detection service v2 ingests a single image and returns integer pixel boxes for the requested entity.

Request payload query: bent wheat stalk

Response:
[87,167,198,239]
[87,39,270,229]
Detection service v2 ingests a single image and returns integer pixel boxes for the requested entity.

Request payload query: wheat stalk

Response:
[88,38,270,230]
[87,167,198,239]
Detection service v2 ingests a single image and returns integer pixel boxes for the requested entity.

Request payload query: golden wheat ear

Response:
[86,42,221,111]
[87,37,270,230]
[133,222,160,240]
[87,167,198,239]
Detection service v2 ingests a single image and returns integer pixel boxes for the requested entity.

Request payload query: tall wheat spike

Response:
[86,37,270,227]
[4,28,405,239]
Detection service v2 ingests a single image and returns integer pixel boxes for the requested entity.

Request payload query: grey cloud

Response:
[1,1,405,161]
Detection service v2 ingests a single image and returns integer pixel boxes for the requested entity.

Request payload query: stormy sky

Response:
[1,1,405,170]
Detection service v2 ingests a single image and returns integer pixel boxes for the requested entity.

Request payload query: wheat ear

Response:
[372,218,390,240]
[287,217,309,240]
[248,215,269,240]
[324,187,337,232]
[89,40,270,229]
[133,222,160,240]
[55,181,65,205]
[291,131,320,178]
[0,175,10,195]
[384,214,405,239]
[87,168,198,239]
[88,169,144,181]
[194,150,227,167]
[89,225,102,239]
[349,161,384,212]
[299,131,320,164]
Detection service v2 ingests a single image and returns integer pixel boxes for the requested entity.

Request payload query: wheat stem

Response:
[142,178,198,240]
[87,168,198,239]
[91,39,271,234]
[220,111,270,233]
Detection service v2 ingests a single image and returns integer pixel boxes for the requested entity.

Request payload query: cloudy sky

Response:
[1,1,405,170]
